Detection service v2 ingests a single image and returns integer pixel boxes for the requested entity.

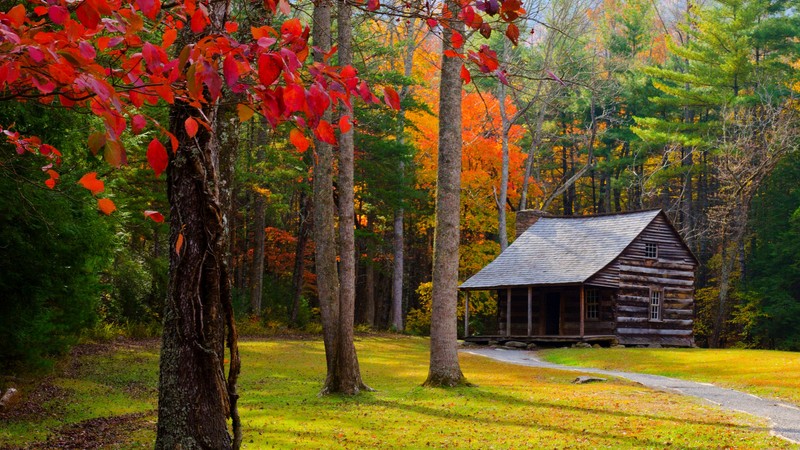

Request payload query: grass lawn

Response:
[1,336,793,449]
[541,347,800,406]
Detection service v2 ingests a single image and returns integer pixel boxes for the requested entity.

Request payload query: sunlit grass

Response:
[1,337,793,449]
[541,347,800,406]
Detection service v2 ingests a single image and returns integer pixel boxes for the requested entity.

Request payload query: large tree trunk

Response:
[424,0,466,387]
[156,1,241,446]
[329,0,367,394]
[157,103,241,449]
[311,0,341,393]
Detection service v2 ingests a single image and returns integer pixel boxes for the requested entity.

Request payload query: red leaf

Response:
[280,18,302,37]
[175,232,184,254]
[75,2,100,29]
[338,115,352,134]
[48,5,68,24]
[505,23,520,46]
[223,55,239,87]
[426,18,438,29]
[289,128,310,153]
[147,139,168,177]
[132,115,147,134]
[383,86,400,111]
[7,4,26,27]
[444,50,461,58]
[98,198,116,215]
[314,120,336,145]
[283,84,306,113]
[367,0,379,11]
[167,132,179,153]
[225,21,238,33]
[162,28,177,47]
[184,117,199,138]
[45,169,59,189]
[78,172,105,195]
[144,210,165,223]
[190,9,206,33]
[278,0,290,15]
[451,31,464,49]
[258,53,281,86]
[460,64,471,84]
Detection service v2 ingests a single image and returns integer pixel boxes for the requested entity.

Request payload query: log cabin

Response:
[459,209,697,347]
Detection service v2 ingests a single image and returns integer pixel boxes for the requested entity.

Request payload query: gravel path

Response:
[463,347,800,444]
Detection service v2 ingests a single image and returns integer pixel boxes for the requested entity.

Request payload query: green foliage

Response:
[741,156,800,350]
[0,156,112,370]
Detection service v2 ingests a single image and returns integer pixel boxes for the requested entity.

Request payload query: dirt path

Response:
[463,347,800,444]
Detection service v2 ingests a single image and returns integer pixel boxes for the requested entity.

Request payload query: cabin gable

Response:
[611,213,697,347]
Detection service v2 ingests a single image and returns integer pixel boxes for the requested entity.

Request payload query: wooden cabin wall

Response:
[613,214,696,347]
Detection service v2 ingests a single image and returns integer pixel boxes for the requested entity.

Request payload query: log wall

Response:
[611,214,696,347]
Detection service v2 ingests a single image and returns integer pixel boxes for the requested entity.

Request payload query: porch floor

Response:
[463,335,618,346]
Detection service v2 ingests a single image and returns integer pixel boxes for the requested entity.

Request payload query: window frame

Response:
[645,242,658,259]
[585,289,599,320]
[649,287,663,321]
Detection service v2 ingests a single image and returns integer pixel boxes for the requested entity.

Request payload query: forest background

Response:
[2,0,799,373]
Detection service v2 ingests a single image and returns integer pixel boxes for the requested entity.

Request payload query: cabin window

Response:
[650,288,662,321]
[586,289,599,320]
[645,242,658,259]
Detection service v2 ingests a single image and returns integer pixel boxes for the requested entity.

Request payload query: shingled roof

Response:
[459,209,662,290]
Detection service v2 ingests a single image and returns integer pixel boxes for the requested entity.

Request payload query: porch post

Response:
[464,291,469,337]
[579,284,585,338]
[506,288,512,337]
[527,286,532,336]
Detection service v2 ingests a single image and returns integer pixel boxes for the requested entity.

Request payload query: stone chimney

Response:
[515,210,548,239]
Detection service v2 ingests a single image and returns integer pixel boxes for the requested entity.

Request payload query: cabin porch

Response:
[460,285,617,343]
[463,334,618,346]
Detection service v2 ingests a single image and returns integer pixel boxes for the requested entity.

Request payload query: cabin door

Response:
[545,293,560,335]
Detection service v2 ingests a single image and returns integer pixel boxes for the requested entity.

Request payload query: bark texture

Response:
[311,0,341,391]
[157,99,241,449]
[424,1,466,387]
[156,2,241,446]
[326,0,367,394]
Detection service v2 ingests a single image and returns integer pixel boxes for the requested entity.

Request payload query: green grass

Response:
[541,347,800,406]
[1,337,793,449]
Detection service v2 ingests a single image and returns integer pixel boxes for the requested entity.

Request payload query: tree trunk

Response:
[290,192,310,325]
[364,240,375,327]
[157,104,241,449]
[330,0,367,394]
[249,138,266,316]
[390,18,419,332]
[497,38,511,251]
[311,0,341,393]
[390,208,404,330]
[424,1,466,387]
[156,0,241,446]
